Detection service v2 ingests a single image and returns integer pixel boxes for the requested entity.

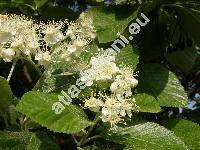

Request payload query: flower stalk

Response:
[7,59,18,82]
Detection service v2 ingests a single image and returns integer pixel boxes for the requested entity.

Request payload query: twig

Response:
[72,135,78,144]
[7,59,18,82]
[23,64,33,83]
[77,113,101,147]
[18,57,42,76]
[81,135,101,146]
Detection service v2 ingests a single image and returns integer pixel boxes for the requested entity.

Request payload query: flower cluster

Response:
[82,52,139,127]
[43,21,65,46]
[110,67,138,101]
[1,13,138,127]
[34,21,67,66]
[80,53,120,86]
[0,14,39,62]
[38,12,96,92]
[38,12,96,68]
[66,12,96,53]
[0,13,96,68]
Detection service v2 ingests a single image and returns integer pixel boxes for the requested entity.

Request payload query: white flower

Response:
[0,48,15,62]
[0,14,41,61]
[25,30,40,50]
[73,38,87,47]
[0,15,13,44]
[44,31,64,45]
[110,67,138,99]
[11,35,24,48]
[80,53,120,84]
[101,111,122,127]
[0,31,12,44]
[120,100,133,117]
[35,51,51,66]
[66,12,96,48]
[67,45,77,53]
[99,94,137,127]
[104,95,121,110]
[84,97,104,112]
[80,75,94,86]
[44,23,65,45]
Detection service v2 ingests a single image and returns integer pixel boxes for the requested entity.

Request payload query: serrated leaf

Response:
[171,5,200,44]
[16,91,93,134]
[137,21,165,62]
[93,5,138,43]
[133,93,161,113]
[137,64,188,107]
[165,47,197,73]
[166,119,200,150]
[116,44,139,70]
[0,131,41,149]
[105,122,188,150]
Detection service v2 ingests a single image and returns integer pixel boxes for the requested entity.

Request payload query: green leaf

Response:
[80,43,99,64]
[39,5,78,20]
[165,47,197,73]
[36,132,60,150]
[116,44,139,70]
[16,91,93,134]
[0,131,41,149]
[166,119,200,150]
[50,74,78,93]
[0,76,13,115]
[105,122,188,150]
[93,5,138,43]
[83,145,99,150]
[34,0,48,8]
[0,1,11,8]
[9,0,35,10]
[171,5,200,44]
[12,0,35,6]
[137,21,165,62]
[137,64,188,107]
[114,0,128,5]
[133,93,161,113]
[34,60,78,93]
[8,105,19,125]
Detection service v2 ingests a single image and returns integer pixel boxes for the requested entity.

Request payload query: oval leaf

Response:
[166,119,200,150]
[106,122,188,150]
[133,93,161,113]
[16,91,93,134]
[137,64,188,107]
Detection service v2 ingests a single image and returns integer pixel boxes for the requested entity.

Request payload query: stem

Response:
[81,135,101,146]
[27,57,42,76]
[72,135,78,144]
[7,59,17,82]
[18,57,42,76]
[23,4,36,11]
[77,113,101,147]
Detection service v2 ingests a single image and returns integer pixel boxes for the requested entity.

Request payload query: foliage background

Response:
[0,0,200,149]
